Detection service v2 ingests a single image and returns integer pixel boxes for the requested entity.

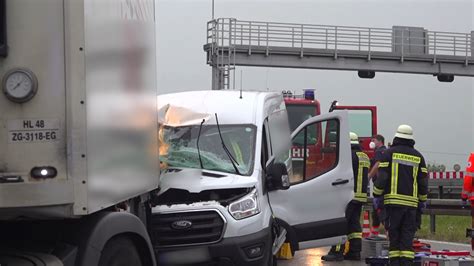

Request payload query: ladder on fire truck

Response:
[205,18,474,90]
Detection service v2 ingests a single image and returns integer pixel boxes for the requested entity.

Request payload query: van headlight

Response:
[228,188,260,220]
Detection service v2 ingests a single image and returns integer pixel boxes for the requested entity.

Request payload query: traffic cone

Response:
[362,211,370,238]
[371,225,380,237]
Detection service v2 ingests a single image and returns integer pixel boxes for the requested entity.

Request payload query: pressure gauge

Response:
[2,68,38,103]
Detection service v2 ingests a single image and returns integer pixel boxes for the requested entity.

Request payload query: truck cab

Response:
[284,90,377,179]
[153,90,354,265]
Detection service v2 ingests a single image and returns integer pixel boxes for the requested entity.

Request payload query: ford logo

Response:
[171,220,193,230]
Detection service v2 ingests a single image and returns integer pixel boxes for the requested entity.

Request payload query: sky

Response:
[156,0,474,169]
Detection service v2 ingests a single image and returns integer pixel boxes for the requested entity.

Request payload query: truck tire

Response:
[98,236,142,266]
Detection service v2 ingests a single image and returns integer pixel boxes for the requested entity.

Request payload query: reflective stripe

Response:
[391,162,399,195]
[400,250,415,259]
[354,197,367,203]
[335,245,341,252]
[389,250,401,258]
[348,232,362,240]
[467,171,474,176]
[462,191,474,198]
[413,165,419,198]
[421,167,428,173]
[356,152,370,198]
[419,194,428,201]
[385,193,418,203]
[393,158,419,167]
[392,153,421,164]
[373,186,384,196]
[357,164,363,196]
[384,199,418,208]
[357,152,371,167]
[355,192,368,201]
[379,162,389,168]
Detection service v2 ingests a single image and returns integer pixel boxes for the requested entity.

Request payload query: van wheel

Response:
[268,237,278,266]
[99,236,142,266]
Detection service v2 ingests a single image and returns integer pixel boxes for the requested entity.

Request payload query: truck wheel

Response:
[99,236,142,266]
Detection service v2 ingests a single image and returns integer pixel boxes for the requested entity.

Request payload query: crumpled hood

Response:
[158,168,257,194]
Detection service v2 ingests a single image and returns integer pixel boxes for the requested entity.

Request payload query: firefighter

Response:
[373,125,428,266]
[322,132,370,261]
[462,153,474,256]
[369,134,387,237]
[462,153,474,202]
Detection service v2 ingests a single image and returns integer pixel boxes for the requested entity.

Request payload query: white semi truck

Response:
[0,1,160,265]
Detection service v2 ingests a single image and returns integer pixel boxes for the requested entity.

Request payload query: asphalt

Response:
[278,240,472,266]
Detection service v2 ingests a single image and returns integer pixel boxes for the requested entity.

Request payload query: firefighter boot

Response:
[399,257,414,266]
[344,238,361,261]
[321,245,344,261]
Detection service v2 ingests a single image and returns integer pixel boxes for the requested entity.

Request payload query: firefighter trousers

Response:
[385,206,417,266]
[329,201,363,255]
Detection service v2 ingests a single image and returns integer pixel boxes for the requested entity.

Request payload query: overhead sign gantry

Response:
[204,18,474,89]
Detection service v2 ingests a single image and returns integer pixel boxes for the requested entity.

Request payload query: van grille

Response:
[151,210,225,247]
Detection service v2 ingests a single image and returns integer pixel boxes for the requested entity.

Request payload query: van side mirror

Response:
[266,162,290,191]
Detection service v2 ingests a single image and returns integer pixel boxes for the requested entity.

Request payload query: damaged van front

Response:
[151,92,275,265]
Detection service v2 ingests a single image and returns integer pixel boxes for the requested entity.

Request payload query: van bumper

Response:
[157,227,272,266]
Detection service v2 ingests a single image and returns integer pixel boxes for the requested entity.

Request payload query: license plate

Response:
[7,119,60,143]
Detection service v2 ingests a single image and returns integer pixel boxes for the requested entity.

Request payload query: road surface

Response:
[279,240,471,266]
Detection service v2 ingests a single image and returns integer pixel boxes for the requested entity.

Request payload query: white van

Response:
[152,90,354,265]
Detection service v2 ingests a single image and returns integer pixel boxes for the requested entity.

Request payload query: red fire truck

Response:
[283,89,377,180]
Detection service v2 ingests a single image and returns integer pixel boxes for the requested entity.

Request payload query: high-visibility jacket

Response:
[352,145,370,203]
[462,153,474,200]
[373,138,428,208]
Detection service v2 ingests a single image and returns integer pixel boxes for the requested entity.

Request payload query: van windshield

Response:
[286,104,316,132]
[160,124,256,176]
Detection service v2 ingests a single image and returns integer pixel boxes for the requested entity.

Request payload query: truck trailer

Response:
[0,1,159,265]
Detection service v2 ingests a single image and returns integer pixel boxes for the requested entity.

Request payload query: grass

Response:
[415,215,471,244]
[366,214,471,243]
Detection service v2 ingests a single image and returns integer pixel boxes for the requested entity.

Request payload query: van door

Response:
[334,106,377,157]
[269,111,353,250]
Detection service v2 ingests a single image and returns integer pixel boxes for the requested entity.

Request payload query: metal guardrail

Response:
[366,198,469,216]
[207,18,472,62]
[366,198,470,233]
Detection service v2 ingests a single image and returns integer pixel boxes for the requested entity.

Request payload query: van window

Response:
[289,119,339,184]
[347,110,372,137]
[261,125,269,169]
[267,110,291,157]
[267,110,292,175]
